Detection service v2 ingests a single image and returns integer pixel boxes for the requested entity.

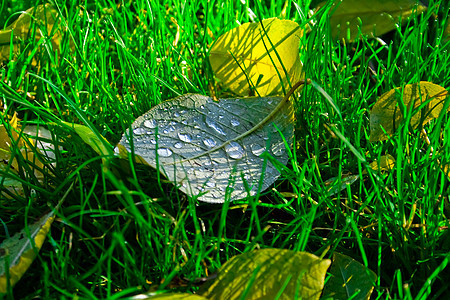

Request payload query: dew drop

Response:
[206,117,226,135]
[143,119,158,129]
[173,112,180,118]
[178,132,192,142]
[150,139,156,144]
[133,127,147,135]
[164,125,175,133]
[250,143,265,156]
[203,137,217,148]
[225,142,244,159]
[157,148,173,157]
[174,142,183,149]
[230,119,240,126]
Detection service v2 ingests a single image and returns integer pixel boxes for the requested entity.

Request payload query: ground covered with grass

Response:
[1,0,450,299]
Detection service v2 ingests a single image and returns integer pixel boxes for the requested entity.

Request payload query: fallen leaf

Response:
[319,0,427,42]
[0,4,71,63]
[0,211,55,294]
[325,174,359,196]
[370,81,448,142]
[118,93,294,203]
[321,252,377,300]
[0,114,46,181]
[364,154,395,174]
[209,17,304,96]
[61,121,113,157]
[198,248,331,300]
[0,182,72,294]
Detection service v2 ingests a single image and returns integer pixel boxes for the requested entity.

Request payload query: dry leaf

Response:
[370,81,448,142]
[319,0,427,42]
[0,4,72,63]
[198,248,331,300]
[0,211,55,294]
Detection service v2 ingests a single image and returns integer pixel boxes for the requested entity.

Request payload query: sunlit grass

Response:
[1,0,450,298]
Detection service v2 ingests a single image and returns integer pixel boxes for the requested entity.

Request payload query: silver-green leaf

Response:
[118,94,294,203]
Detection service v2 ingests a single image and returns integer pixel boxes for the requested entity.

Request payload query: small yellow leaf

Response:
[370,81,448,142]
[366,154,395,173]
[62,122,112,157]
[319,0,427,42]
[209,18,304,96]
[199,248,331,300]
[0,212,55,294]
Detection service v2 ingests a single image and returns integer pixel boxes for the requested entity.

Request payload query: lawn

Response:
[1,0,450,299]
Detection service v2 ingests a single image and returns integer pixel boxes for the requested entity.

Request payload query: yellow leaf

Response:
[370,81,448,142]
[0,114,46,183]
[199,248,331,300]
[319,0,427,42]
[366,154,395,173]
[62,122,112,157]
[0,4,72,63]
[209,18,304,96]
[0,211,55,294]
[0,114,20,161]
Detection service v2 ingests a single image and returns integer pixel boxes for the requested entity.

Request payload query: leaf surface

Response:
[320,0,427,42]
[370,81,448,142]
[198,248,330,300]
[118,93,294,203]
[321,252,377,300]
[0,211,55,294]
[209,17,304,96]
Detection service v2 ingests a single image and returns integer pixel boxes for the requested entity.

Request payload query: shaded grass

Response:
[1,0,450,299]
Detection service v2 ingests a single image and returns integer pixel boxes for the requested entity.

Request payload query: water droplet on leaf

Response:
[251,143,265,156]
[203,137,217,148]
[225,142,244,159]
[157,148,173,157]
[206,117,226,135]
[144,119,158,129]
[178,132,192,142]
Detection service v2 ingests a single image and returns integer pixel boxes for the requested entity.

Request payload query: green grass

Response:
[1,0,450,299]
